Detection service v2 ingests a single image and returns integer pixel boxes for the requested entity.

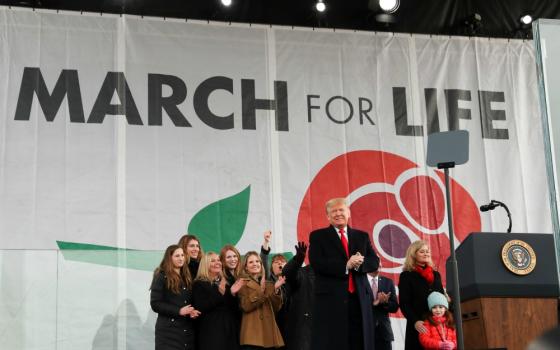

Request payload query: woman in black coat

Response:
[150,244,201,350]
[219,244,243,286]
[398,240,446,350]
[219,244,244,323]
[179,234,204,278]
[192,251,245,350]
[282,242,315,350]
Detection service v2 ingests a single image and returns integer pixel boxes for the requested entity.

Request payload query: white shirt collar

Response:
[334,226,348,236]
[367,274,379,284]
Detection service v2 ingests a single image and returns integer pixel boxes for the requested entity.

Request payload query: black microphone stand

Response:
[484,200,512,233]
[438,161,465,350]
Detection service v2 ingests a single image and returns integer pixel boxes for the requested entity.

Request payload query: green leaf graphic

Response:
[56,241,161,271]
[188,185,250,253]
[56,185,251,270]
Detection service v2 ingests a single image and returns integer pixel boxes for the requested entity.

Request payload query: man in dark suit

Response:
[367,261,399,350]
[309,197,379,350]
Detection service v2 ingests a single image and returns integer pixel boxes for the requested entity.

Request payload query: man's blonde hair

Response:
[402,240,433,272]
[325,197,347,214]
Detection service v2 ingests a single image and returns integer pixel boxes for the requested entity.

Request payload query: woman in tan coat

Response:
[238,251,286,349]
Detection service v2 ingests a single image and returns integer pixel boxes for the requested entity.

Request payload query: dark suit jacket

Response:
[309,225,379,350]
[370,276,399,341]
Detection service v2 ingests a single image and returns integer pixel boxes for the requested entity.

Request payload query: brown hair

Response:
[153,244,192,293]
[219,244,242,279]
[427,309,455,329]
[178,234,204,261]
[402,240,434,272]
[271,254,287,264]
[241,251,264,280]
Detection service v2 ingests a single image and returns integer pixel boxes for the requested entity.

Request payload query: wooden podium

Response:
[446,233,559,350]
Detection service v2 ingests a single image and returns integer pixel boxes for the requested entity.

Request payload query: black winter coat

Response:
[150,272,195,350]
[188,260,199,280]
[308,225,379,350]
[192,280,240,350]
[282,254,315,350]
[398,270,444,350]
[224,270,242,326]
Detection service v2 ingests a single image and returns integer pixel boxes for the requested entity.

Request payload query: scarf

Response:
[415,264,434,285]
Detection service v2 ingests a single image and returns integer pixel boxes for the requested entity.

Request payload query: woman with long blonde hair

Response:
[192,252,244,350]
[398,240,446,350]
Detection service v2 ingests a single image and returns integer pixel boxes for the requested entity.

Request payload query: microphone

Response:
[479,199,512,233]
[480,201,499,212]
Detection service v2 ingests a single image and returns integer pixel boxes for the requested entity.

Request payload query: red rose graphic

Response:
[297,150,481,295]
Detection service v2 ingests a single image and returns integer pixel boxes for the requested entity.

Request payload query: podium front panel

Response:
[446,232,559,301]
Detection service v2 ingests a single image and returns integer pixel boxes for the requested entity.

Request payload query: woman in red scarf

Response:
[399,240,446,350]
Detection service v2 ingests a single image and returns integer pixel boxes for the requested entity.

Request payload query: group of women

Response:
[150,235,285,350]
[151,232,449,350]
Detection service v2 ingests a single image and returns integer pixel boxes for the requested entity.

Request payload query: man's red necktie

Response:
[339,228,355,293]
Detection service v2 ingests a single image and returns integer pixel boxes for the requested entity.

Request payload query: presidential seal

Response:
[501,240,536,275]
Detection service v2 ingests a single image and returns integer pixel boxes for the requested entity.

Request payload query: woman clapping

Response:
[238,251,285,349]
[150,245,201,349]
[220,244,243,285]
[193,251,244,350]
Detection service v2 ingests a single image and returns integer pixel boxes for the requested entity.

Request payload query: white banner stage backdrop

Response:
[0,7,552,349]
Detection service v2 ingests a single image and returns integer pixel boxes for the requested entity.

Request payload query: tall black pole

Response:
[442,166,464,350]
[427,129,469,349]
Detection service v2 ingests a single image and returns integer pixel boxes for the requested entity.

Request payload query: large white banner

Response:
[0,7,551,349]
